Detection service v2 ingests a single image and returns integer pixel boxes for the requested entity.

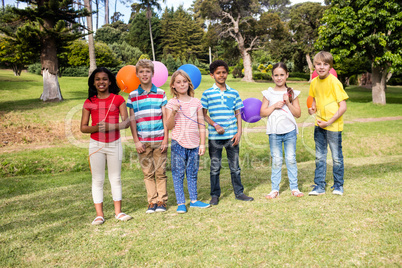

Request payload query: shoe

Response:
[155,201,167,212]
[91,216,105,225]
[235,193,254,201]
[115,212,132,221]
[309,186,325,196]
[332,185,344,196]
[177,204,187,213]
[146,203,157,214]
[190,200,211,208]
[265,190,279,199]
[291,189,304,197]
[210,196,219,205]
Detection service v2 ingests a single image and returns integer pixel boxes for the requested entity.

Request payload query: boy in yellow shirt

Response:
[308,51,349,196]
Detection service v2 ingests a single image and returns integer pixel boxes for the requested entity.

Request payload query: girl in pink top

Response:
[81,67,132,225]
[166,70,210,213]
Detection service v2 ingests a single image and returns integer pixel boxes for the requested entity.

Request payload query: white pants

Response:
[89,138,123,203]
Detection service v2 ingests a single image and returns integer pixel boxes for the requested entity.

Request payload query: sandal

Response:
[265,190,279,199]
[91,216,105,225]
[115,212,132,221]
[291,189,304,197]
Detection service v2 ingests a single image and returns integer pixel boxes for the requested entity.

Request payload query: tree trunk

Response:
[371,64,387,105]
[306,53,314,81]
[40,20,63,102]
[241,50,253,82]
[85,0,97,76]
[95,0,99,30]
[147,8,155,61]
[104,0,109,25]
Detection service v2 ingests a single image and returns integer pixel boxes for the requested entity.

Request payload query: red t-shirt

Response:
[83,94,125,142]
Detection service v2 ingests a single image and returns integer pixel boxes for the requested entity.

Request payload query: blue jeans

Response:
[208,139,244,197]
[269,129,298,191]
[171,140,199,204]
[314,126,344,189]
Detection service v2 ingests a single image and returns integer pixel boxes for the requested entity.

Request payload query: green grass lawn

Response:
[0,69,401,267]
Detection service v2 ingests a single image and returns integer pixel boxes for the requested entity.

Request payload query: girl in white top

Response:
[260,62,303,199]
[166,70,210,213]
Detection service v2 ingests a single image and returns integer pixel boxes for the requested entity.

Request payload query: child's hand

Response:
[317,119,329,129]
[172,104,180,114]
[283,93,290,103]
[198,145,205,156]
[308,105,317,115]
[160,138,168,153]
[97,121,108,132]
[215,124,225,134]
[231,132,241,146]
[135,141,146,154]
[273,101,285,110]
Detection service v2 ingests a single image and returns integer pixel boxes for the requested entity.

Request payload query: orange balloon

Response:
[307,96,314,108]
[116,65,140,93]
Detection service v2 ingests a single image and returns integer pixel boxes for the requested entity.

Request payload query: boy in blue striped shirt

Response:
[201,60,254,205]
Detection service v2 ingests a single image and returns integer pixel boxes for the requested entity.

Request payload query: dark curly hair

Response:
[272,62,294,103]
[209,60,229,74]
[87,67,120,100]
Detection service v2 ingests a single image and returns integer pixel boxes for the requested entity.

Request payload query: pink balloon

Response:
[152,61,168,87]
[312,68,337,79]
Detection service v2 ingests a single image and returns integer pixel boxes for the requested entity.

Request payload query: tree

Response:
[84,0,97,76]
[127,10,161,59]
[109,41,143,64]
[95,21,129,44]
[131,0,166,61]
[288,2,327,75]
[4,0,88,102]
[194,0,290,82]
[68,40,120,67]
[160,6,204,60]
[316,0,402,105]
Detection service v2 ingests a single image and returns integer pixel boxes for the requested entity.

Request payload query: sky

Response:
[4,0,325,26]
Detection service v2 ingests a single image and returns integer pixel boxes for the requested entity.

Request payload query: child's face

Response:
[173,74,189,96]
[314,60,331,79]
[93,72,111,93]
[136,67,153,85]
[210,66,228,86]
[272,67,288,87]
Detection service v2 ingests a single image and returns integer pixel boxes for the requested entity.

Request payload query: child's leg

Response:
[152,142,168,203]
[89,139,106,207]
[171,140,186,205]
[283,130,298,191]
[327,131,344,187]
[186,147,200,202]
[314,126,328,189]
[225,139,244,196]
[106,138,123,215]
[208,139,224,197]
[138,143,158,204]
[269,134,284,192]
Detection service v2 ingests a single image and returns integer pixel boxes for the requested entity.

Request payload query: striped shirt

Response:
[127,84,167,142]
[201,83,243,140]
[166,97,203,149]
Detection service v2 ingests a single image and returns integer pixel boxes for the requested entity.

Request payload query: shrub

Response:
[288,72,309,80]
[253,72,271,80]
[27,63,42,75]
[348,74,358,85]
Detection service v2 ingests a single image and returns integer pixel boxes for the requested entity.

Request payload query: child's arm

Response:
[203,108,225,134]
[80,108,99,133]
[166,104,180,130]
[308,98,317,115]
[317,100,347,129]
[231,110,242,146]
[284,94,301,118]
[161,106,169,153]
[260,97,284,117]
[129,109,146,153]
[197,108,206,156]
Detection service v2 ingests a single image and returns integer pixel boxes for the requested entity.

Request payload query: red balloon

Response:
[116,65,140,93]
[311,68,337,79]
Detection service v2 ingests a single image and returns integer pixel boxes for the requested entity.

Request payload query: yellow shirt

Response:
[309,74,349,131]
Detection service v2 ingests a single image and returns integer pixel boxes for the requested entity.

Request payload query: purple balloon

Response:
[241,98,262,123]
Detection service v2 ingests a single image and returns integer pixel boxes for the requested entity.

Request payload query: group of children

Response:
[80,51,348,225]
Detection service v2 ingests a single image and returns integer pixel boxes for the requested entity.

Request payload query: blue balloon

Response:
[178,64,202,90]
